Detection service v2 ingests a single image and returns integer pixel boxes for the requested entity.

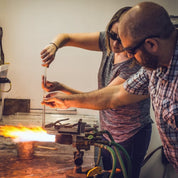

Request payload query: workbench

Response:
[0,112,99,178]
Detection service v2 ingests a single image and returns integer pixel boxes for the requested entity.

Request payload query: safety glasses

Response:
[107,31,121,44]
[122,35,160,56]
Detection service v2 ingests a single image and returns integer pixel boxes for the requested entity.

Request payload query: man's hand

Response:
[42,91,69,109]
[42,76,62,92]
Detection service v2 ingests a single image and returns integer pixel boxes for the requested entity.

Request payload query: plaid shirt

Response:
[123,38,178,171]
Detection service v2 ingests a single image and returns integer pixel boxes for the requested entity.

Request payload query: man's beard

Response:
[139,46,159,70]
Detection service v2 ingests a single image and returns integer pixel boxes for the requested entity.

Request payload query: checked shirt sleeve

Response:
[123,67,149,95]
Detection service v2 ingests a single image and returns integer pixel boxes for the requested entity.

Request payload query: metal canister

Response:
[16,141,34,159]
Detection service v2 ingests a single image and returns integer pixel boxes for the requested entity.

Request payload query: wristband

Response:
[49,42,58,50]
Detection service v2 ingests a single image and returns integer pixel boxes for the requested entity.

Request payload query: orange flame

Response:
[0,125,55,142]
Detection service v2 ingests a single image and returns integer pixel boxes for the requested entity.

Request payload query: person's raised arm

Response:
[40,32,100,67]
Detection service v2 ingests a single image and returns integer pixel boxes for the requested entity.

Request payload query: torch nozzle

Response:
[55,134,72,145]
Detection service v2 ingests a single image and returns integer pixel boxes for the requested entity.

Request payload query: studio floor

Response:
[0,111,99,178]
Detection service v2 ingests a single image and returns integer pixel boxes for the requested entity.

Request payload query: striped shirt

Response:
[98,32,152,143]
[124,37,178,171]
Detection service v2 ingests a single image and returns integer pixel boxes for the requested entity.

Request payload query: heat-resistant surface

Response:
[0,112,98,178]
[0,138,94,178]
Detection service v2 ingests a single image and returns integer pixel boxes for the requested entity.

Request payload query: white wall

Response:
[0,0,177,177]
[0,0,177,113]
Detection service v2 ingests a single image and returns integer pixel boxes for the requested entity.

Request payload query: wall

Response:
[0,0,177,177]
[0,0,177,113]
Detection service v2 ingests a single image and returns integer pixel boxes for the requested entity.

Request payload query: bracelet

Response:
[49,42,58,50]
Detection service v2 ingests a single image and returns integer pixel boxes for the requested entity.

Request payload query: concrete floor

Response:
[0,111,99,178]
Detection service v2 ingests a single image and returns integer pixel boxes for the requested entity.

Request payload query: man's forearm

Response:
[64,89,112,110]
[63,84,146,110]
[59,83,83,95]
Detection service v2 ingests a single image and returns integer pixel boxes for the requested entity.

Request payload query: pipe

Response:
[95,147,102,166]
[42,67,47,128]
[101,130,132,178]
[94,143,117,178]
[111,143,129,178]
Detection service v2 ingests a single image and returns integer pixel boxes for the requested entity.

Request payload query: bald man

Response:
[118,2,178,172]
[42,1,178,173]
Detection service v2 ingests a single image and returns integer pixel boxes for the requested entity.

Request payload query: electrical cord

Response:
[141,145,170,178]
[142,145,163,166]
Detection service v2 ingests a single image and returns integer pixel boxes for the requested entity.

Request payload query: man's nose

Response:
[126,52,134,58]
[113,40,119,46]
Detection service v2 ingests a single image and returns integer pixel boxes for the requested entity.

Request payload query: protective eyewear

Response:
[107,31,121,43]
[122,35,160,56]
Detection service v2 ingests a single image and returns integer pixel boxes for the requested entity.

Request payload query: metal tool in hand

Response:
[42,67,47,128]
[45,118,70,128]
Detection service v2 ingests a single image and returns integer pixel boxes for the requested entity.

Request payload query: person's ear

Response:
[144,38,159,53]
